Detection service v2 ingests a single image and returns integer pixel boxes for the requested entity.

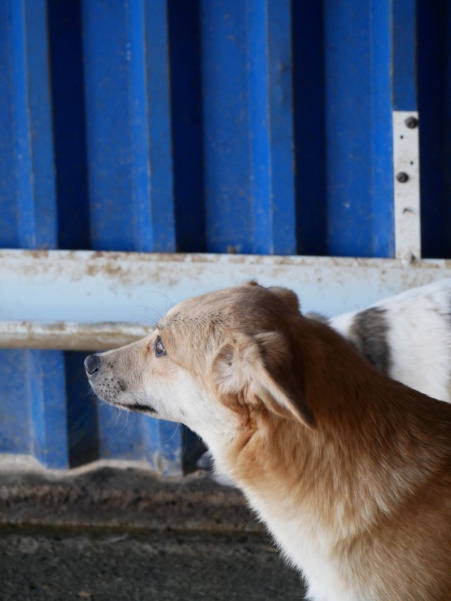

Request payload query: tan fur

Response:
[86,282,451,601]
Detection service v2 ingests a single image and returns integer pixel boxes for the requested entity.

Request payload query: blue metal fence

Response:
[0,0,450,472]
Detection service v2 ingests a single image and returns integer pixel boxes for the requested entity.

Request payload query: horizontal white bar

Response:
[1,250,451,350]
[0,322,148,350]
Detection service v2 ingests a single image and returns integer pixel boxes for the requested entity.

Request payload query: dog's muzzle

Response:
[84,353,101,377]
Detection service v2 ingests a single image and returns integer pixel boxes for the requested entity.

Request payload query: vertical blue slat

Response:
[48,0,90,251]
[144,0,176,251]
[247,0,296,255]
[64,352,100,468]
[292,1,327,256]
[128,0,155,252]
[200,0,252,253]
[25,0,68,468]
[95,403,148,462]
[200,0,296,254]
[167,0,206,252]
[392,0,417,111]
[143,0,181,473]
[0,351,31,457]
[94,402,181,474]
[0,3,33,463]
[370,0,395,257]
[28,351,69,468]
[24,0,59,248]
[142,419,182,475]
[440,0,451,260]
[47,1,95,468]
[0,2,17,249]
[10,0,36,249]
[247,1,272,253]
[82,0,176,253]
[264,0,296,255]
[417,0,451,258]
[0,0,69,468]
[324,0,373,257]
[323,0,395,257]
[82,0,181,473]
[82,0,140,251]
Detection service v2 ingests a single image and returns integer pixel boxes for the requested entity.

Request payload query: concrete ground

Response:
[0,457,306,600]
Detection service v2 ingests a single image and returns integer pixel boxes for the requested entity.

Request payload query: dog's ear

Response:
[267,286,301,315]
[212,332,316,429]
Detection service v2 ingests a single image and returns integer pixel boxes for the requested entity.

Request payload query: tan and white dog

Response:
[199,278,451,480]
[85,282,451,601]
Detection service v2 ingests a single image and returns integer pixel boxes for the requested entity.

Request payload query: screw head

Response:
[405,116,418,129]
[396,172,409,183]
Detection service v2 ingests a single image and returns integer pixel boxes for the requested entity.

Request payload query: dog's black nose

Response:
[84,354,101,376]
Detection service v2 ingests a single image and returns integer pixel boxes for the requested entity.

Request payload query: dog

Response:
[312,278,451,403]
[85,282,451,601]
[200,278,451,482]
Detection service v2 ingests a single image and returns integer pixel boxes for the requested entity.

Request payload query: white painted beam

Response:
[0,321,148,351]
[1,250,451,350]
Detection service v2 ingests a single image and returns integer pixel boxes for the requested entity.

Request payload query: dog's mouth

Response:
[114,402,157,416]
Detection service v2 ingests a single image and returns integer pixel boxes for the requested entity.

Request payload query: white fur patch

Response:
[329,279,451,402]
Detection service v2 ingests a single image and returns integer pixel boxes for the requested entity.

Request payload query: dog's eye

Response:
[155,337,166,357]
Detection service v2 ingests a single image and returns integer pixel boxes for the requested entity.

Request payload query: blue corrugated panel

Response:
[82,0,176,252]
[392,0,418,112]
[247,0,296,255]
[322,0,395,257]
[167,0,206,252]
[0,0,69,468]
[1,0,450,471]
[292,1,327,256]
[80,0,181,471]
[47,0,98,468]
[48,0,91,251]
[417,0,451,258]
[370,0,395,258]
[198,0,296,254]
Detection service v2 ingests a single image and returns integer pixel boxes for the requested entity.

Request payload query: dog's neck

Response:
[220,416,389,539]
[215,371,442,547]
[206,320,448,561]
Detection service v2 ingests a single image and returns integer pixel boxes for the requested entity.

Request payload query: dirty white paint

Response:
[0,321,149,350]
[392,111,421,261]
[1,250,451,350]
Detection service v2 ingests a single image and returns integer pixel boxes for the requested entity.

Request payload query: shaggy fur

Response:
[85,282,451,601]
[202,279,451,483]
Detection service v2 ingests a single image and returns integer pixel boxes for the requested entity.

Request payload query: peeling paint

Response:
[0,322,149,350]
[2,250,451,349]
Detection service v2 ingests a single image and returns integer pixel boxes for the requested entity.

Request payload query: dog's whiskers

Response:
[162,422,181,445]
[117,411,129,434]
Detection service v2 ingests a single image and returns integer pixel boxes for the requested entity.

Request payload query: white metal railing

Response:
[1,249,451,351]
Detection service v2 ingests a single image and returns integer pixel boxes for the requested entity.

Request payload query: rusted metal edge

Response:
[1,248,451,268]
[0,322,150,351]
[2,250,451,350]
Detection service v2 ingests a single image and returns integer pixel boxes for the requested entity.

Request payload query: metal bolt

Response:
[396,172,409,183]
[405,116,418,129]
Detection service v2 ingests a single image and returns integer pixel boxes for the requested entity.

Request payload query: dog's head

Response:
[85,282,316,447]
